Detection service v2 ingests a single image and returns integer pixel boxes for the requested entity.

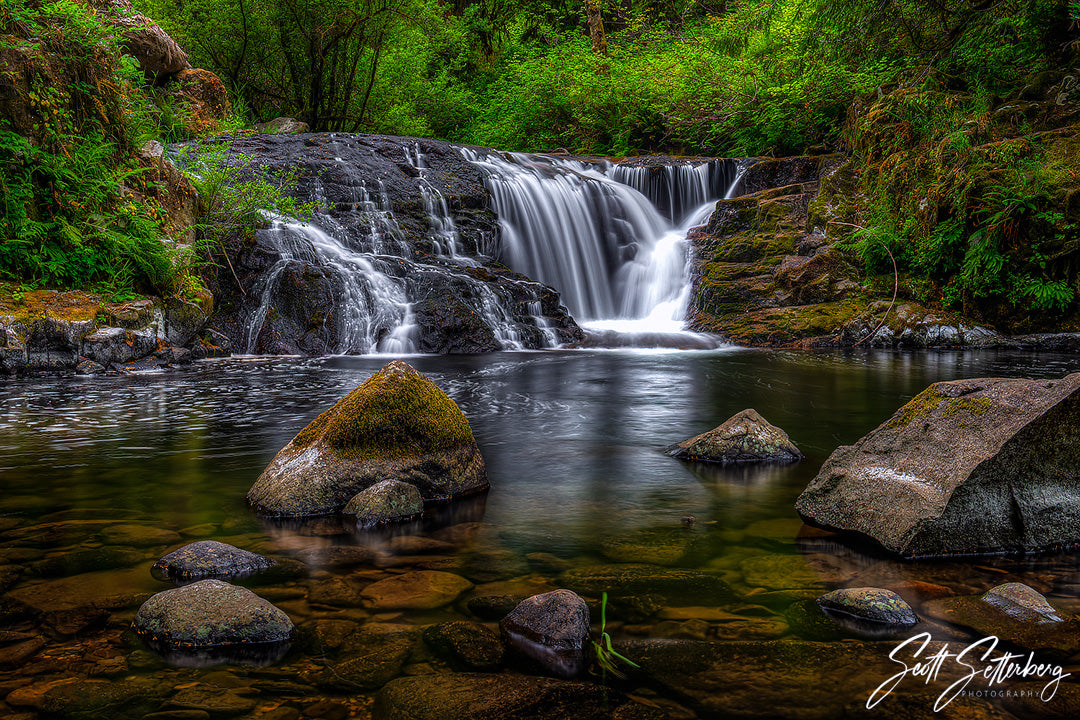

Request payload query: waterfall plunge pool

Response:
[2,348,1080,719]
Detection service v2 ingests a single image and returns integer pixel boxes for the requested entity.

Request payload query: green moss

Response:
[886,387,947,429]
[944,396,992,418]
[293,360,475,461]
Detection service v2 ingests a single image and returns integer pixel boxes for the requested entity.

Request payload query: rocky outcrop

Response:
[191,133,583,356]
[0,292,219,375]
[666,408,802,463]
[501,590,591,678]
[247,360,488,516]
[151,541,274,582]
[796,373,1080,557]
[132,579,293,662]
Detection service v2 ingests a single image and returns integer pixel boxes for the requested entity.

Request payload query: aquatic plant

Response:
[591,592,640,681]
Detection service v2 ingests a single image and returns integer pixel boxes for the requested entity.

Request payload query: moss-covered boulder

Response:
[133,579,293,649]
[816,587,918,637]
[248,360,488,516]
[666,408,802,464]
[797,373,1080,557]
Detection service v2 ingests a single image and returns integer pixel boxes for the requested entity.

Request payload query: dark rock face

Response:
[151,541,274,582]
[816,587,919,636]
[249,360,488,516]
[501,589,591,678]
[195,133,583,356]
[132,579,293,653]
[666,408,802,463]
[343,479,423,526]
[796,373,1080,557]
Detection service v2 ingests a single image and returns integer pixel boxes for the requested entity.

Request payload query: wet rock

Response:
[796,373,1080,556]
[302,618,359,651]
[36,678,168,718]
[0,564,22,593]
[385,535,455,555]
[784,599,846,641]
[75,358,106,375]
[0,636,44,668]
[98,523,183,547]
[559,564,734,605]
[167,687,256,715]
[132,579,293,651]
[423,620,504,670]
[923,582,1080,656]
[307,576,364,607]
[501,589,590,678]
[343,479,423,526]
[816,587,919,636]
[295,545,376,569]
[666,409,802,464]
[151,541,274,581]
[305,623,418,691]
[525,552,573,573]
[467,594,520,621]
[7,566,154,633]
[248,361,488,516]
[81,327,156,367]
[739,554,839,590]
[460,548,530,583]
[373,672,665,720]
[163,297,209,347]
[361,570,473,609]
[600,527,701,566]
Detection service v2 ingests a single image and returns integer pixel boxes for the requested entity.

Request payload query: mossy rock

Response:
[248,360,488,516]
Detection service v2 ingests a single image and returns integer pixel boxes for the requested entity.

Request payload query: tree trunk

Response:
[585,0,607,55]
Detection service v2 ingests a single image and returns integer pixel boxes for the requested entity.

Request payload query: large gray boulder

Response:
[666,408,802,463]
[247,360,488,516]
[796,373,1080,557]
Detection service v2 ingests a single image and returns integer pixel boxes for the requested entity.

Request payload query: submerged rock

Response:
[666,408,802,464]
[151,540,274,581]
[360,570,473,609]
[373,672,664,720]
[133,579,293,653]
[816,587,919,637]
[343,479,423,526]
[923,582,1080,656]
[423,620,504,670]
[500,589,590,678]
[796,373,1080,556]
[247,360,488,516]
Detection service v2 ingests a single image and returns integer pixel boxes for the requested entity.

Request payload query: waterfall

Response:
[462,150,742,336]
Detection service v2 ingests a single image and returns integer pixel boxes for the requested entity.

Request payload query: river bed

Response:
[2,348,1080,719]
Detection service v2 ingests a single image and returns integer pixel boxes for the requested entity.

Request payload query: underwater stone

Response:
[132,579,293,649]
[796,373,1080,557]
[151,540,274,581]
[343,479,423,526]
[500,589,590,678]
[666,408,802,464]
[247,360,488,517]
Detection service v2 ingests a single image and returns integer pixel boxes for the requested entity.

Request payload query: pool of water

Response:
[2,348,1080,719]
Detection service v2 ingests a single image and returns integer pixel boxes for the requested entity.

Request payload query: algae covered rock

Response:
[816,587,918,637]
[796,373,1080,557]
[344,479,423,526]
[248,360,488,516]
[133,579,293,655]
[666,408,802,464]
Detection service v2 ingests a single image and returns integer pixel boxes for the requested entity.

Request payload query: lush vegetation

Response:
[2,0,1078,329]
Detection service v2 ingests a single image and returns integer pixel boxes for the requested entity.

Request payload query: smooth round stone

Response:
[151,541,274,581]
[343,479,423,526]
[817,587,919,631]
[133,579,293,649]
[981,582,1066,622]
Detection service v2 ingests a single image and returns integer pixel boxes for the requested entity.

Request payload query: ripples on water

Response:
[3,349,1080,718]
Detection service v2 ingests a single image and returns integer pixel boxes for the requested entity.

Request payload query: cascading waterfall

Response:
[241,136,743,356]
[462,149,742,339]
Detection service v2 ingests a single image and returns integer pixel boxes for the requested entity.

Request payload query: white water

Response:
[463,150,743,341]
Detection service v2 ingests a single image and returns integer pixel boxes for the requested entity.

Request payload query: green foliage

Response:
[591,592,640,681]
